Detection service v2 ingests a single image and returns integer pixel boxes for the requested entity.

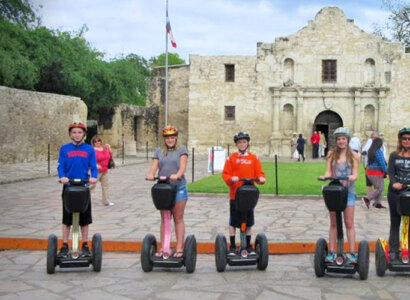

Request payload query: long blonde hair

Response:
[161,137,180,157]
[328,143,354,167]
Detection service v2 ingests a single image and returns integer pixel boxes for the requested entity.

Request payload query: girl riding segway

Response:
[319,127,359,264]
[386,127,410,263]
[146,125,188,259]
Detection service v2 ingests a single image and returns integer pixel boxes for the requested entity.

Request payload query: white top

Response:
[349,137,361,152]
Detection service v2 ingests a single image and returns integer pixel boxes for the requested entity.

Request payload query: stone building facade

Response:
[0,86,87,163]
[162,7,409,157]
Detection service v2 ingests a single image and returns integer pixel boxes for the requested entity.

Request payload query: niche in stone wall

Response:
[363,104,376,131]
[283,58,294,87]
[364,58,375,86]
[282,104,294,134]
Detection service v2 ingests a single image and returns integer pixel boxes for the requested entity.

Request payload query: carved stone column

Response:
[272,89,281,139]
[378,89,387,134]
[353,89,361,135]
[296,89,304,134]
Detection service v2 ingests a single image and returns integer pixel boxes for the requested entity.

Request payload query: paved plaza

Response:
[0,156,406,299]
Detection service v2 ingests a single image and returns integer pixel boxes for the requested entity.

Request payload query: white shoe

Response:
[105,202,115,206]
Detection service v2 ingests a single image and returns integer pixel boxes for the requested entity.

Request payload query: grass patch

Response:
[187,161,386,196]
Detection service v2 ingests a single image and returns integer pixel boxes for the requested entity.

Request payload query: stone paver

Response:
[0,155,405,299]
[0,250,407,300]
[0,157,390,243]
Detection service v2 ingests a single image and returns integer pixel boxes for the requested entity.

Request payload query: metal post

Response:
[146,141,149,161]
[212,147,214,175]
[48,143,50,175]
[275,154,279,196]
[192,147,195,183]
[227,144,230,157]
[122,141,125,165]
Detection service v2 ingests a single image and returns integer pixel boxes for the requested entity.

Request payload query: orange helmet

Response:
[68,122,87,133]
[162,125,178,137]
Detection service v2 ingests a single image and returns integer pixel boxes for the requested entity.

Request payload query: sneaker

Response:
[373,203,386,209]
[228,246,236,256]
[82,243,91,257]
[247,247,256,255]
[346,252,357,264]
[325,252,335,263]
[58,244,69,258]
[362,197,370,209]
[105,202,115,206]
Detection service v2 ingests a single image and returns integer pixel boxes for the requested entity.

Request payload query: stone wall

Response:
[0,86,87,163]
[97,104,159,156]
[185,7,410,157]
[149,65,190,148]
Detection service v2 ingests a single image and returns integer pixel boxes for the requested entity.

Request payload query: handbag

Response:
[108,157,115,169]
[293,149,299,160]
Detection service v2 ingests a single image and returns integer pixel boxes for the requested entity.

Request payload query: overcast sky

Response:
[33,0,390,62]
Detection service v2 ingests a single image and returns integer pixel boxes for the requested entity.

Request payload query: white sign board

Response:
[208,147,227,173]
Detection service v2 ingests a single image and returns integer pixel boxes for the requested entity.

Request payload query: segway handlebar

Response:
[58,179,89,185]
[145,176,181,182]
[317,176,349,181]
[237,178,260,182]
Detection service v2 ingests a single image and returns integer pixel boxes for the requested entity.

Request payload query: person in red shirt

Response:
[90,135,114,206]
[222,131,266,255]
[311,131,320,159]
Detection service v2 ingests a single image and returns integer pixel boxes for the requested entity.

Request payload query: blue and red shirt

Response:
[58,142,98,180]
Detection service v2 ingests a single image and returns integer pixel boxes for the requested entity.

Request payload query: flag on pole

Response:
[166,14,177,48]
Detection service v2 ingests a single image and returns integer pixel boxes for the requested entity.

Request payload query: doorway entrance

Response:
[314,110,343,155]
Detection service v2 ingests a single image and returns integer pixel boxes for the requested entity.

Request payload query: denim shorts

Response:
[347,192,356,207]
[175,184,188,202]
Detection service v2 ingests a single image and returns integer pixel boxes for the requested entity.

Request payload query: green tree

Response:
[374,0,410,48]
[150,52,186,67]
[0,0,39,28]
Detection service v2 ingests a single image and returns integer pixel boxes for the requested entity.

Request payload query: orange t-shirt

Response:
[222,151,265,200]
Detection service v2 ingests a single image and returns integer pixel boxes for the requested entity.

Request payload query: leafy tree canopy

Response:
[150,52,186,67]
[374,0,410,49]
[0,0,39,28]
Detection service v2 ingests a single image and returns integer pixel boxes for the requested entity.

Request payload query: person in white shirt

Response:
[349,134,361,153]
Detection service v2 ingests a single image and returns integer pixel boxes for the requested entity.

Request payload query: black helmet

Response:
[234,131,250,143]
[398,127,410,138]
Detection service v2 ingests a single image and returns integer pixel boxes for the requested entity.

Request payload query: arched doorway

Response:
[314,110,343,154]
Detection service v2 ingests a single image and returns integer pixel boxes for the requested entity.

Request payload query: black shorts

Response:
[365,174,373,187]
[61,187,92,226]
[229,199,254,228]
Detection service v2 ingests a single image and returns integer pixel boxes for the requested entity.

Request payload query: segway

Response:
[376,181,410,276]
[314,177,369,280]
[47,179,102,274]
[214,178,269,272]
[141,176,197,273]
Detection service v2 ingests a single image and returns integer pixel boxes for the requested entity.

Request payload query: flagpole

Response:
[165,0,169,127]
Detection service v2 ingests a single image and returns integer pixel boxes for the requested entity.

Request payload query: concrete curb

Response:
[0,237,377,254]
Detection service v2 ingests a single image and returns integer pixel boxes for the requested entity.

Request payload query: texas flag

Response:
[166,14,177,48]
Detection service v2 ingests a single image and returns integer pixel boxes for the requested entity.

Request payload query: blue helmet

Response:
[333,127,351,140]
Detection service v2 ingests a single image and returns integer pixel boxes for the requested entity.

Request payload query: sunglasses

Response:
[94,140,102,143]
[401,137,410,141]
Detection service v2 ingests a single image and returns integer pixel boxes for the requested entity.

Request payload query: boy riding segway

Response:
[47,122,102,273]
[215,131,268,271]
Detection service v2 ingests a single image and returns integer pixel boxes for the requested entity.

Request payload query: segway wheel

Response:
[184,235,197,273]
[92,233,103,272]
[46,234,58,274]
[375,239,387,277]
[255,233,269,270]
[357,240,369,280]
[314,238,327,277]
[215,234,227,272]
[141,234,157,272]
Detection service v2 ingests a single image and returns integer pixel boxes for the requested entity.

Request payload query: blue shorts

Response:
[347,192,356,207]
[175,184,188,202]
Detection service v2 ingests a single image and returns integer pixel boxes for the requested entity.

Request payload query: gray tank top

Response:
[153,146,188,186]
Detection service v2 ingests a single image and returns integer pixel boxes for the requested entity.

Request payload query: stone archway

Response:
[314,110,343,151]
